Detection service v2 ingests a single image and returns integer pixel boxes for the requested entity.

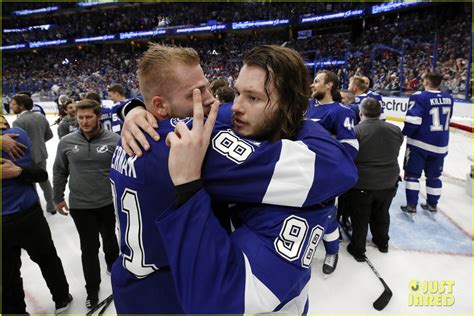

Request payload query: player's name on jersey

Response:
[429,97,452,106]
[111,146,138,178]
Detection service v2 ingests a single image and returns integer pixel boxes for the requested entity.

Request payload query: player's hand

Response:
[122,107,160,157]
[1,134,26,160]
[166,89,219,186]
[55,201,70,216]
[1,158,22,179]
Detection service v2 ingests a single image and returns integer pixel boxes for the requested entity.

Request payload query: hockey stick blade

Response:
[339,221,392,310]
[373,278,393,310]
[365,258,393,311]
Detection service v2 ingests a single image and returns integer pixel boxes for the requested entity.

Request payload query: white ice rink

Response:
[6,115,472,315]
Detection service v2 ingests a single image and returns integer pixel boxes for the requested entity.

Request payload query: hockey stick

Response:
[339,221,393,310]
[98,294,113,315]
[86,294,113,315]
[364,256,393,310]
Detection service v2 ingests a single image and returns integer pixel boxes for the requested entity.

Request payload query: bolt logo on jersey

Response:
[170,117,193,127]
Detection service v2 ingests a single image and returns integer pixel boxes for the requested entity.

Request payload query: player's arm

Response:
[402,94,423,137]
[203,120,358,207]
[118,99,231,157]
[112,97,160,157]
[1,134,27,160]
[44,119,53,142]
[1,158,48,182]
[161,106,267,311]
[52,141,70,215]
[334,110,359,160]
[156,187,248,314]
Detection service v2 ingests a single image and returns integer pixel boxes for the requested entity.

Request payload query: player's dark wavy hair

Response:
[243,45,310,140]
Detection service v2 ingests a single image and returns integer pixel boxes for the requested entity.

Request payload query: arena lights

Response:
[232,19,289,30]
[305,60,346,67]
[0,44,27,50]
[175,24,227,34]
[119,29,167,40]
[13,6,59,16]
[77,1,115,7]
[29,39,67,48]
[300,9,365,24]
[371,2,426,15]
[3,24,53,33]
[74,35,116,43]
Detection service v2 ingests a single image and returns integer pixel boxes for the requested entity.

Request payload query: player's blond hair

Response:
[138,43,200,106]
[350,76,368,92]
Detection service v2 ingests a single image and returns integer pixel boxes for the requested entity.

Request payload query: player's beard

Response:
[312,90,326,101]
[250,109,281,142]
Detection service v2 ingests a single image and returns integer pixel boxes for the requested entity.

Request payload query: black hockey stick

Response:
[364,256,393,310]
[98,294,113,315]
[339,221,393,310]
[86,294,113,315]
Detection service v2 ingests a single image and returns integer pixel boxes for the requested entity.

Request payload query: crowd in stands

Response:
[2,2,471,101]
[2,2,355,45]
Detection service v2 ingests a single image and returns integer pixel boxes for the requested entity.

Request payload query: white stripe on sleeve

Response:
[262,140,315,207]
[340,138,359,151]
[404,115,422,125]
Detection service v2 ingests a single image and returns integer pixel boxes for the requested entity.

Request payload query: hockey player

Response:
[349,76,385,123]
[110,44,357,314]
[107,83,126,134]
[155,45,357,314]
[306,70,358,275]
[361,75,384,104]
[85,91,122,135]
[401,71,453,215]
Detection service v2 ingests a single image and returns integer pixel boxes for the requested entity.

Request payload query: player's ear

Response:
[151,95,169,117]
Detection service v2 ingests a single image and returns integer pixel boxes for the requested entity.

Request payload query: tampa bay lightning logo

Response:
[97,145,109,154]
[170,117,193,127]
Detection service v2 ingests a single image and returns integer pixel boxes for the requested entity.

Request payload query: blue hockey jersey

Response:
[110,116,357,313]
[402,90,453,156]
[1,128,39,216]
[306,99,358,159]
[100,105,122,135]
[31,104,46,116]
[352,91,385,123]
[156,188,332,314]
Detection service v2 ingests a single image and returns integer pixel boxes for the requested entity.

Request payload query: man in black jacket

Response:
[346,98,403,261]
